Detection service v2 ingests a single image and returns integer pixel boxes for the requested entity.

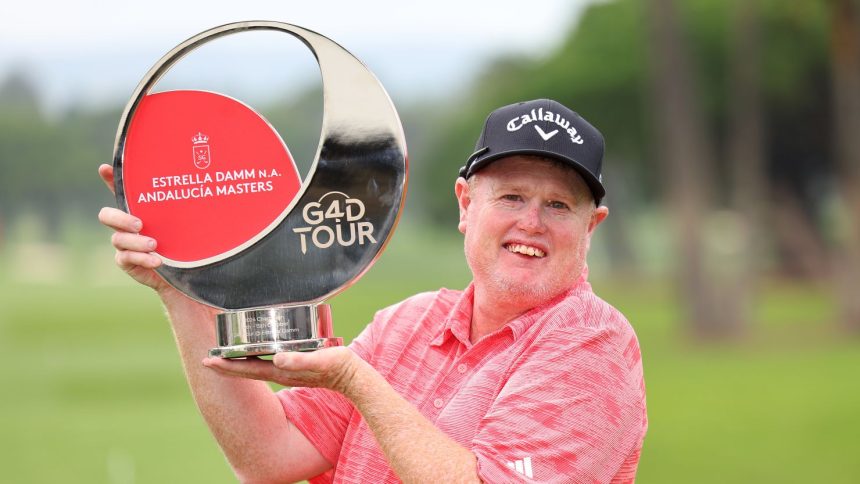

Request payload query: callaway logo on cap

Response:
[459,99,606,204]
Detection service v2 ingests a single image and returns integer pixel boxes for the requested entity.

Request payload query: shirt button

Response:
[433,398,444,409]
[457,364,467,374]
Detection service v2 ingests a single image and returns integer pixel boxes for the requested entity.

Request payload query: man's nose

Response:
[517,203,546,233]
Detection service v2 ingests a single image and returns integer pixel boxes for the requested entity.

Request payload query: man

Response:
[98,98,646,483]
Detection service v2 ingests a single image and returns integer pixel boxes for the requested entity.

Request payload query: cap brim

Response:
[467,149,605,203]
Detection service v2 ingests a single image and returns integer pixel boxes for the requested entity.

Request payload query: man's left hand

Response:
[203,347,357,395]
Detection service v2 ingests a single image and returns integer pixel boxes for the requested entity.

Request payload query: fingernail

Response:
[147,239,156,249]
[133,219,143,231]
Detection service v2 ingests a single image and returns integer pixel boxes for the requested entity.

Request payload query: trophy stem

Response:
[209,303,343,358]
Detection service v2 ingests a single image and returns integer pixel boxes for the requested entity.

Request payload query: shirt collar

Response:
[504,284,585,340]
[430,269,592,348]
[431,284,475,347]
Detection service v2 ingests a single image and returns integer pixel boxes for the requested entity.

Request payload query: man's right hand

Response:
[97,163,174,295]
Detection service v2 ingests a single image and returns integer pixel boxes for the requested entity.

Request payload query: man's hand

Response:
[203,347,358,395]
[97,163,175,294]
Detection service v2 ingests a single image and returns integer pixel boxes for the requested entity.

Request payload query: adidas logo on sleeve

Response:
[505,456,534,478]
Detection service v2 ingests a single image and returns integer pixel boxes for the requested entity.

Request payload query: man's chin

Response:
[488,276,564,307]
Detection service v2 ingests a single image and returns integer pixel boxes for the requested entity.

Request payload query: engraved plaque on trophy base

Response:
[210,304,342,358]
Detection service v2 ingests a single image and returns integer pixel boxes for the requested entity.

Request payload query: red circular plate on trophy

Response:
[122,90,302,265]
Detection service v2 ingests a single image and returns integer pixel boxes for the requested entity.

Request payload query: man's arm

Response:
[97,164,330,483]
[205,349,483,484]
[160,292,330,482]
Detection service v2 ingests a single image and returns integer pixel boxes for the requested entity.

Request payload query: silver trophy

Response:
[111,22,408,357]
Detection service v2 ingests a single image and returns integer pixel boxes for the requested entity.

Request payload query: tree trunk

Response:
[601,160,638,276]
[645,0,724,338]
[724,0,766,335]
[829,0,860,333]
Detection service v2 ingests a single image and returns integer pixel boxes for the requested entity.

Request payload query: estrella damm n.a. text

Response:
[292,191,377,254]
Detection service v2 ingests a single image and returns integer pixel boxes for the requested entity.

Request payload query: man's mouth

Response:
[504,243,546,258]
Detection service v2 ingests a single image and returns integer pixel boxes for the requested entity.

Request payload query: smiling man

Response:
[98,98,647,483]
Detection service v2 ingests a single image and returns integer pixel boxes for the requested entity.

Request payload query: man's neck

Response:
[469,288,531,344]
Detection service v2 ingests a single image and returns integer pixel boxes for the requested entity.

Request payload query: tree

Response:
[724,0,767,333]
[828,0,860,332]
[645,0,730,337]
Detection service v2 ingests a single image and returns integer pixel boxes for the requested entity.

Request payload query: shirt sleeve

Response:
[471,326,647,483]
[275,315,382,468]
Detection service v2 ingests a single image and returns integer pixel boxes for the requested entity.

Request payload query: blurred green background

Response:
[2,0,859,482]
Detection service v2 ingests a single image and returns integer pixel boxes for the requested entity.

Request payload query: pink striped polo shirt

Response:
[278,278,647,483]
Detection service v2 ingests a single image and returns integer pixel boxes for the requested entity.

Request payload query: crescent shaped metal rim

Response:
[111,21,408,270]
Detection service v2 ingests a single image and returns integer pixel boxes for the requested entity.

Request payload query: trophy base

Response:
[209,303,342,358]
[208,338,343,358]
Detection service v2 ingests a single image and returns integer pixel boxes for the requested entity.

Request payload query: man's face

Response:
[455,156,608,306]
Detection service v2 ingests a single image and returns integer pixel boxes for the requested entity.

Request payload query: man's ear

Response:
[454,178,471,234]
[582,206,609,252]
[588,205,609,234]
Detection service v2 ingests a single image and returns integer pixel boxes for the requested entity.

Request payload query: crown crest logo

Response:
[192,132,209,144]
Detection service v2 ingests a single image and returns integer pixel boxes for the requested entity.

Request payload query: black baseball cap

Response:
[459,99,605,204]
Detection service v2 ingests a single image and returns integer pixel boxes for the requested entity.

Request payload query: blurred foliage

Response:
[418,0,834,226]
[0,70,119,239]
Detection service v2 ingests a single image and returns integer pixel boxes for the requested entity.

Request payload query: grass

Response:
[0,226,857,483]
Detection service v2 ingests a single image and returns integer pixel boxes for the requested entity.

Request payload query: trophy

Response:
[111,22,407,358]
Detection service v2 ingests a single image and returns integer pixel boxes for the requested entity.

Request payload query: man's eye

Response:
[502,194,522,202]
[548,201,569,210]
